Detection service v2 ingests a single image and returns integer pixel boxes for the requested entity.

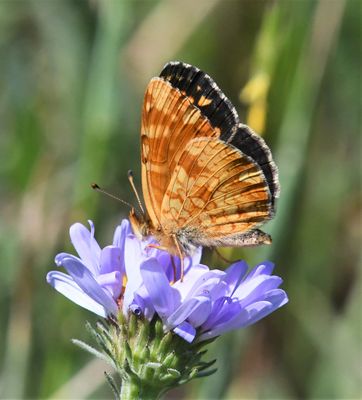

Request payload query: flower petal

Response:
[140,258,180,320]
[183,246,203,275]
[243,261,275,282]
[100,246,123,275]
[122,236,145,312]
[198,306,251,341]
[69,222,101,275]
[133,290,155,321]
[187,297,212,327]
[113,219,132,273]
[46,271,107,317]
[241,300,276,327]
[96,271,122,298]
[60,256,118,315]
[234,275,282,304]
[199,297,285,341]
[173,321,196,343]
[113,219,132,248]
[264,288,289,309]
[124,236,143,283]
[184,270,225,301]
[166,295,210,328]
[202,298,242,331]
[172,264,210,301]
[223,260,248,296]
[55,252,79,266]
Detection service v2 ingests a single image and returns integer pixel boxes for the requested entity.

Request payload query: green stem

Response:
[119,378,164,400]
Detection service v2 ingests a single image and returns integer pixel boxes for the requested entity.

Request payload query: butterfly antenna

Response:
[127,170,146,216]
[91,183,134,210]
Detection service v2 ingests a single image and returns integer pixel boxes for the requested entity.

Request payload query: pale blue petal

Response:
[264,289,289,308]
[187,297,212,327]
[233,274,280,302]
[190,246,202,266]
[236,276,284,308]
[96,271,122,298]
[166,295,209,328]
[240,301,276,327]
[156,252,174,281]
[113,219,132,273]
[69,222,100,275]
[208,280,228,301]
[113,219,132,248]
[140,258,180,320]
[88,220,102,259]
[243,262,275,282]
[199,300,280,341]
[200,297,226,330]
[202,298,241,331]
[173,321,196,343]
[61,256,118,315]
[122,281,142,316]
[223,260,248,296]
[172,264,210,301]
[133,290,155,320]
[122,237,145,312]
[184,270,225,301]
[100,246,123,275]
[124,236,144,281]
[46,271,107,317]
[198,307,250,342]
[183,246,203,274]
[55,252,79,267]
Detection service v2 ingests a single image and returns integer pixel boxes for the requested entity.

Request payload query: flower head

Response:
[47,219,288,343]
[134,257,288,343]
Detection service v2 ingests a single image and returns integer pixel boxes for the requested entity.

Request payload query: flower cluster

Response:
[47,220,288,343]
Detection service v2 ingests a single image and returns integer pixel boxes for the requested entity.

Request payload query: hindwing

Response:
[160,138,272,244]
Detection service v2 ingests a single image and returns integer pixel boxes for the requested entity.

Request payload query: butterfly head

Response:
[129,208,150,240]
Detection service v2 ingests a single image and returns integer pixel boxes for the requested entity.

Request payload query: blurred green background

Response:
[0,0,360,399]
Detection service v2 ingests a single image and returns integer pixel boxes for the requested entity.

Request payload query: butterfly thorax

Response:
[129,208,199,257]
[155,223,200,256]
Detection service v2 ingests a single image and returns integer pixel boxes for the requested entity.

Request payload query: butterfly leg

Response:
[147,240,185,282]
[172,234,185,282]
[147,243,178,282]
[147,243,169,251]
[170,256,177,284]
[214,248,238,264]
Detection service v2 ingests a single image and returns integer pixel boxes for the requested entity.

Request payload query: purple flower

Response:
[134,258,288,343]
[46,220,129,317]
[47,219,288,343]
[46,219,200,318]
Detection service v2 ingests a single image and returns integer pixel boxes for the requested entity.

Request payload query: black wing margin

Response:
[159,61,280,209]
[160,61,239,139]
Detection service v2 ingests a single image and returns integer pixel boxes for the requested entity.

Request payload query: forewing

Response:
[160,138,272,243]
[161,62,280,205]
[141,78,218,227]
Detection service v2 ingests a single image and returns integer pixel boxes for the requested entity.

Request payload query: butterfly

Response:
[129,61,280,262]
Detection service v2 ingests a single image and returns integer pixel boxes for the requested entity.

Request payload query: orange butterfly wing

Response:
[160,137,272,249]
[141,78,220,229]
